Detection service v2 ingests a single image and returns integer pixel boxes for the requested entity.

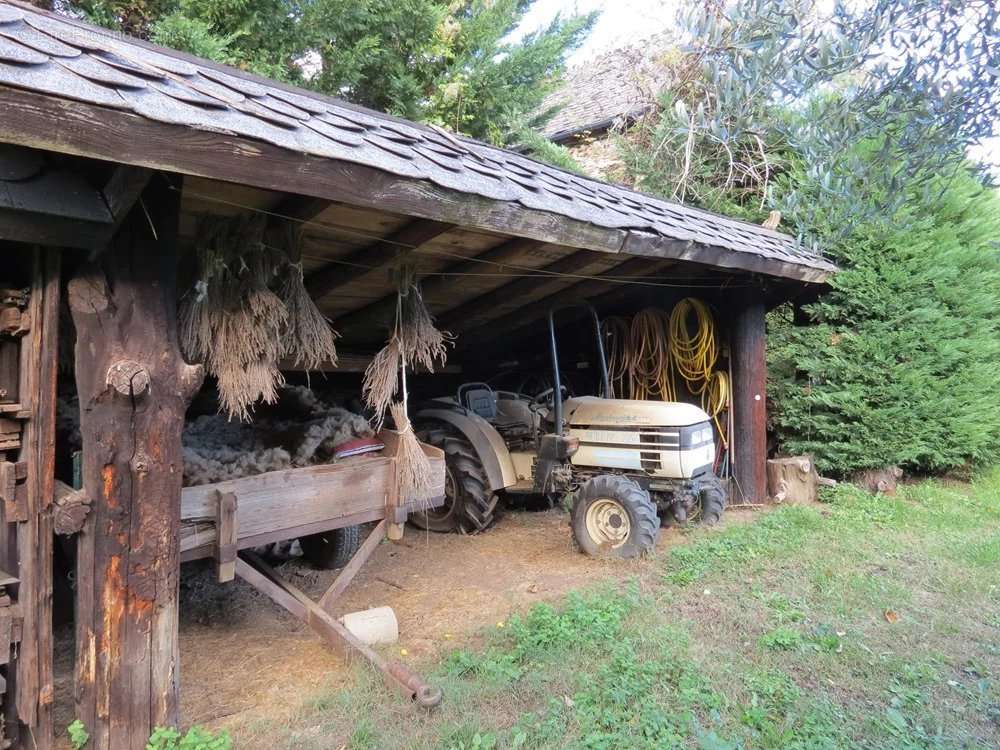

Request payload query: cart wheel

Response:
[300,525,362,569]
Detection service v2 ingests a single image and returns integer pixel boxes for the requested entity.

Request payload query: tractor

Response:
[414,306,727,558]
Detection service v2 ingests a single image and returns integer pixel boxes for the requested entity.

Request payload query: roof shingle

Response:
[0,2,835,278]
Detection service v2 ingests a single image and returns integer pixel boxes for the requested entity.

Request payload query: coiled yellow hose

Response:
[668,299,729,446]
[603,299,730,447]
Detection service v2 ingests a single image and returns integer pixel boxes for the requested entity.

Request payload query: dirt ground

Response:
[52,506,757,742]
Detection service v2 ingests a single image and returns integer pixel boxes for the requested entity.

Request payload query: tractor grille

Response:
[640,451,662,471]
[572,425,680,449]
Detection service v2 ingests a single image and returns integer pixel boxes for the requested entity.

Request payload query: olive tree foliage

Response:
[622,0,1000,232]
[67,0,595,145]
[620,1,1000,475]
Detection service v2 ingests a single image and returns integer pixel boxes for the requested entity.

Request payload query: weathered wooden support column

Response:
[731,290,768,504]
[69,177,203,748]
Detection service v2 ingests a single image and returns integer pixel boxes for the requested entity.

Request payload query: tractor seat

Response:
[462,387,497,420]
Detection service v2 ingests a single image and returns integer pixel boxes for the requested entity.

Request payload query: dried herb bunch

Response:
[180,216,338,421]
[362,266,453,428]
[390,401,435,503]
[363,265,452,501]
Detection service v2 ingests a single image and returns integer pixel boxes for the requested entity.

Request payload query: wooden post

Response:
[214,492,237,583]
[731,291,768,504]
[69,177,203,748]
[12,247,60,749]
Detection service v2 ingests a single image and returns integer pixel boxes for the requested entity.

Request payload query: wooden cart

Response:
[177,431,447,707]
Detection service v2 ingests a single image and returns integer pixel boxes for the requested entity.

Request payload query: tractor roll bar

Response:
[548,304,611,435]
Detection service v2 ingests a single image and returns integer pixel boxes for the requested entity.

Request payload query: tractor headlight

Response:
[680,423,714,449]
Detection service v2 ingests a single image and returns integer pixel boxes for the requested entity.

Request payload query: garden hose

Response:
[669,299,729,447]
[668,298,716,392]
[628,309,676,401]
[603,300,730,447]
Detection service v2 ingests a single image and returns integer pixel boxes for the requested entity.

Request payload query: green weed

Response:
[67,720,89,750]
[759,626,805,652]
[663,506,824,585]
[146,726,231,750]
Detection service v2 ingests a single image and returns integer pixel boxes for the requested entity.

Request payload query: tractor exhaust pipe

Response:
[548,304,610,436]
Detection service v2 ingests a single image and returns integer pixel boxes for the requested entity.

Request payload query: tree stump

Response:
[766,455,819,504]
[69,177,203,749]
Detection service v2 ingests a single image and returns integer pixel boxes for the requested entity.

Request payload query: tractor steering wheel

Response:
[532,385,567,407]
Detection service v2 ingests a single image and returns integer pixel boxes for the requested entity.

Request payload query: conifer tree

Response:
[768,165,1000,474]
[68,0,594,144]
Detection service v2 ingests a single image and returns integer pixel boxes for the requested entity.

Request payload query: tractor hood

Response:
[562,397,711,428]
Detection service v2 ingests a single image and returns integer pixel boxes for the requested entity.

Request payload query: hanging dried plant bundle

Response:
[362,337,401,429]
[389,401,435,503]
[398,280,453,372]
[279,262,339,370]
[179,215,339,421]
[361,266,453,427]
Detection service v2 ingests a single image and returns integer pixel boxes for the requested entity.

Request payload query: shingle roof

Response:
[0,2,835,279]
[538,37,674,142]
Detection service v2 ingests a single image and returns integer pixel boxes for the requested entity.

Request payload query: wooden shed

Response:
[0,1,834,747]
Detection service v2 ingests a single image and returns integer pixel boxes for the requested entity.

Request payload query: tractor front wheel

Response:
[571,475,658,558]
[700,479,726,525]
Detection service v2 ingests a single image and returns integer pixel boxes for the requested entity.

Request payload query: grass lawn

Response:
[232,471,1000,749]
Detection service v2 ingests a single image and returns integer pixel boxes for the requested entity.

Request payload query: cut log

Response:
[70,176,203,749]
[766,455,819,504]
[52,480,91,536]
[848,466,903,495]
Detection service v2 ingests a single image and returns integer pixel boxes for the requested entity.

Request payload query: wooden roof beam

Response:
[304,218,454,300]
[457,257,669,347]
[436,250,602,333]
[271,194,331,227]
[333,237,545,336]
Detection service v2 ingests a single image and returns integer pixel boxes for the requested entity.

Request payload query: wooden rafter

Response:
[437,250,602,333]
[459,257,668,344]
[304,219,454,300]
[333,237,545,336]
[270,194,330,227]
[100,165,152,236]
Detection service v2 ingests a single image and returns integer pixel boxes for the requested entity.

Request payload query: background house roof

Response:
[537,35,675,142]
[0,1,834,280]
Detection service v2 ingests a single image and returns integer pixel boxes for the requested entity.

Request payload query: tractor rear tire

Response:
[411,423,498,534]
[300,524,362,569]
[571,475,658,559]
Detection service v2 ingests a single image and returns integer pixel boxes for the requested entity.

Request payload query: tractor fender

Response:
[416,408,517,491]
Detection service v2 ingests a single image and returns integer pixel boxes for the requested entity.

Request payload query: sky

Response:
[516,0,680,63]
[515,0,999,174]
